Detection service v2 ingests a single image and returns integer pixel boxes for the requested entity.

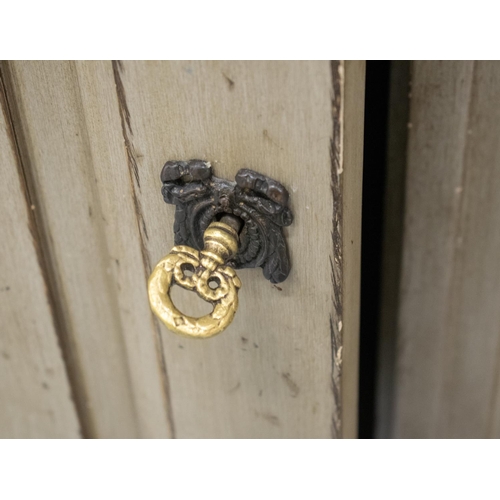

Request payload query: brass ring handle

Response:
[148,220,242,338]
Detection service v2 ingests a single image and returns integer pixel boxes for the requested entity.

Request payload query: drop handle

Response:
[148,216,242,339]
[147,160,293,338]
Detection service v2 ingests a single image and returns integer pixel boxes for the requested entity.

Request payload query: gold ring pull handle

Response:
[148,218,242,338]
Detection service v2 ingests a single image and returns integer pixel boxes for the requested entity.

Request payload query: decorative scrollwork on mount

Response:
[160,160,293,284]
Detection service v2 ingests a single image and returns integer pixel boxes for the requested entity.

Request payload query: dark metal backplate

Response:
[160,160,293,284]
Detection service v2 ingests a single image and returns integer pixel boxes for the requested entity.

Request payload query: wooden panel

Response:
[3,61,172,438]
[76,60,363,438]
[394,61,500,438]
[0,71,80,438]
[3,61,364,438]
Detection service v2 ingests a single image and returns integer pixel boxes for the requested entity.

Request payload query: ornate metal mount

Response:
[160,160,293,284]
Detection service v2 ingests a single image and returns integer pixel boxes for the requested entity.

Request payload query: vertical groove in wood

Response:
[0,66,81,438]
[394,61,500,438]
[101,60,365,438]
[0,62,91,438]
[74,61,174,438]
[436,61,476,436]
[440,61,500,438]
[5,61,141,437]
[70,61,144,436]
[110,60,176,437]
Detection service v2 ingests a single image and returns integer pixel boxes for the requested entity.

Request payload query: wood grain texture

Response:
[2,61,364,438]
[75,61,174,437]
[0,71,80,438]
[93,60,364,438]
[4,61,172,438]
[394,61,500,438]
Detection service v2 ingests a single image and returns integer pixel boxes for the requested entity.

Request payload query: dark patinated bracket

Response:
[160,160,293,284]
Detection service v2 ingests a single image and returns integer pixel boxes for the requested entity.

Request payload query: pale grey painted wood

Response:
[394,61,500,438]
[0,73,81,438]
[97,60,364,438]
[4,61,171,438]
[2,61,364,438]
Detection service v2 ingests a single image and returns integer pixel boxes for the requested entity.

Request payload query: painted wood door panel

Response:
[1,61,364,438]
[2,61,172,438]
[0,72,81,438]
[393,61,500,438]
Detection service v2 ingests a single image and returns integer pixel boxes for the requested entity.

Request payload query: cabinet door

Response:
[0,61,365,438]
[391,61,500,438]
